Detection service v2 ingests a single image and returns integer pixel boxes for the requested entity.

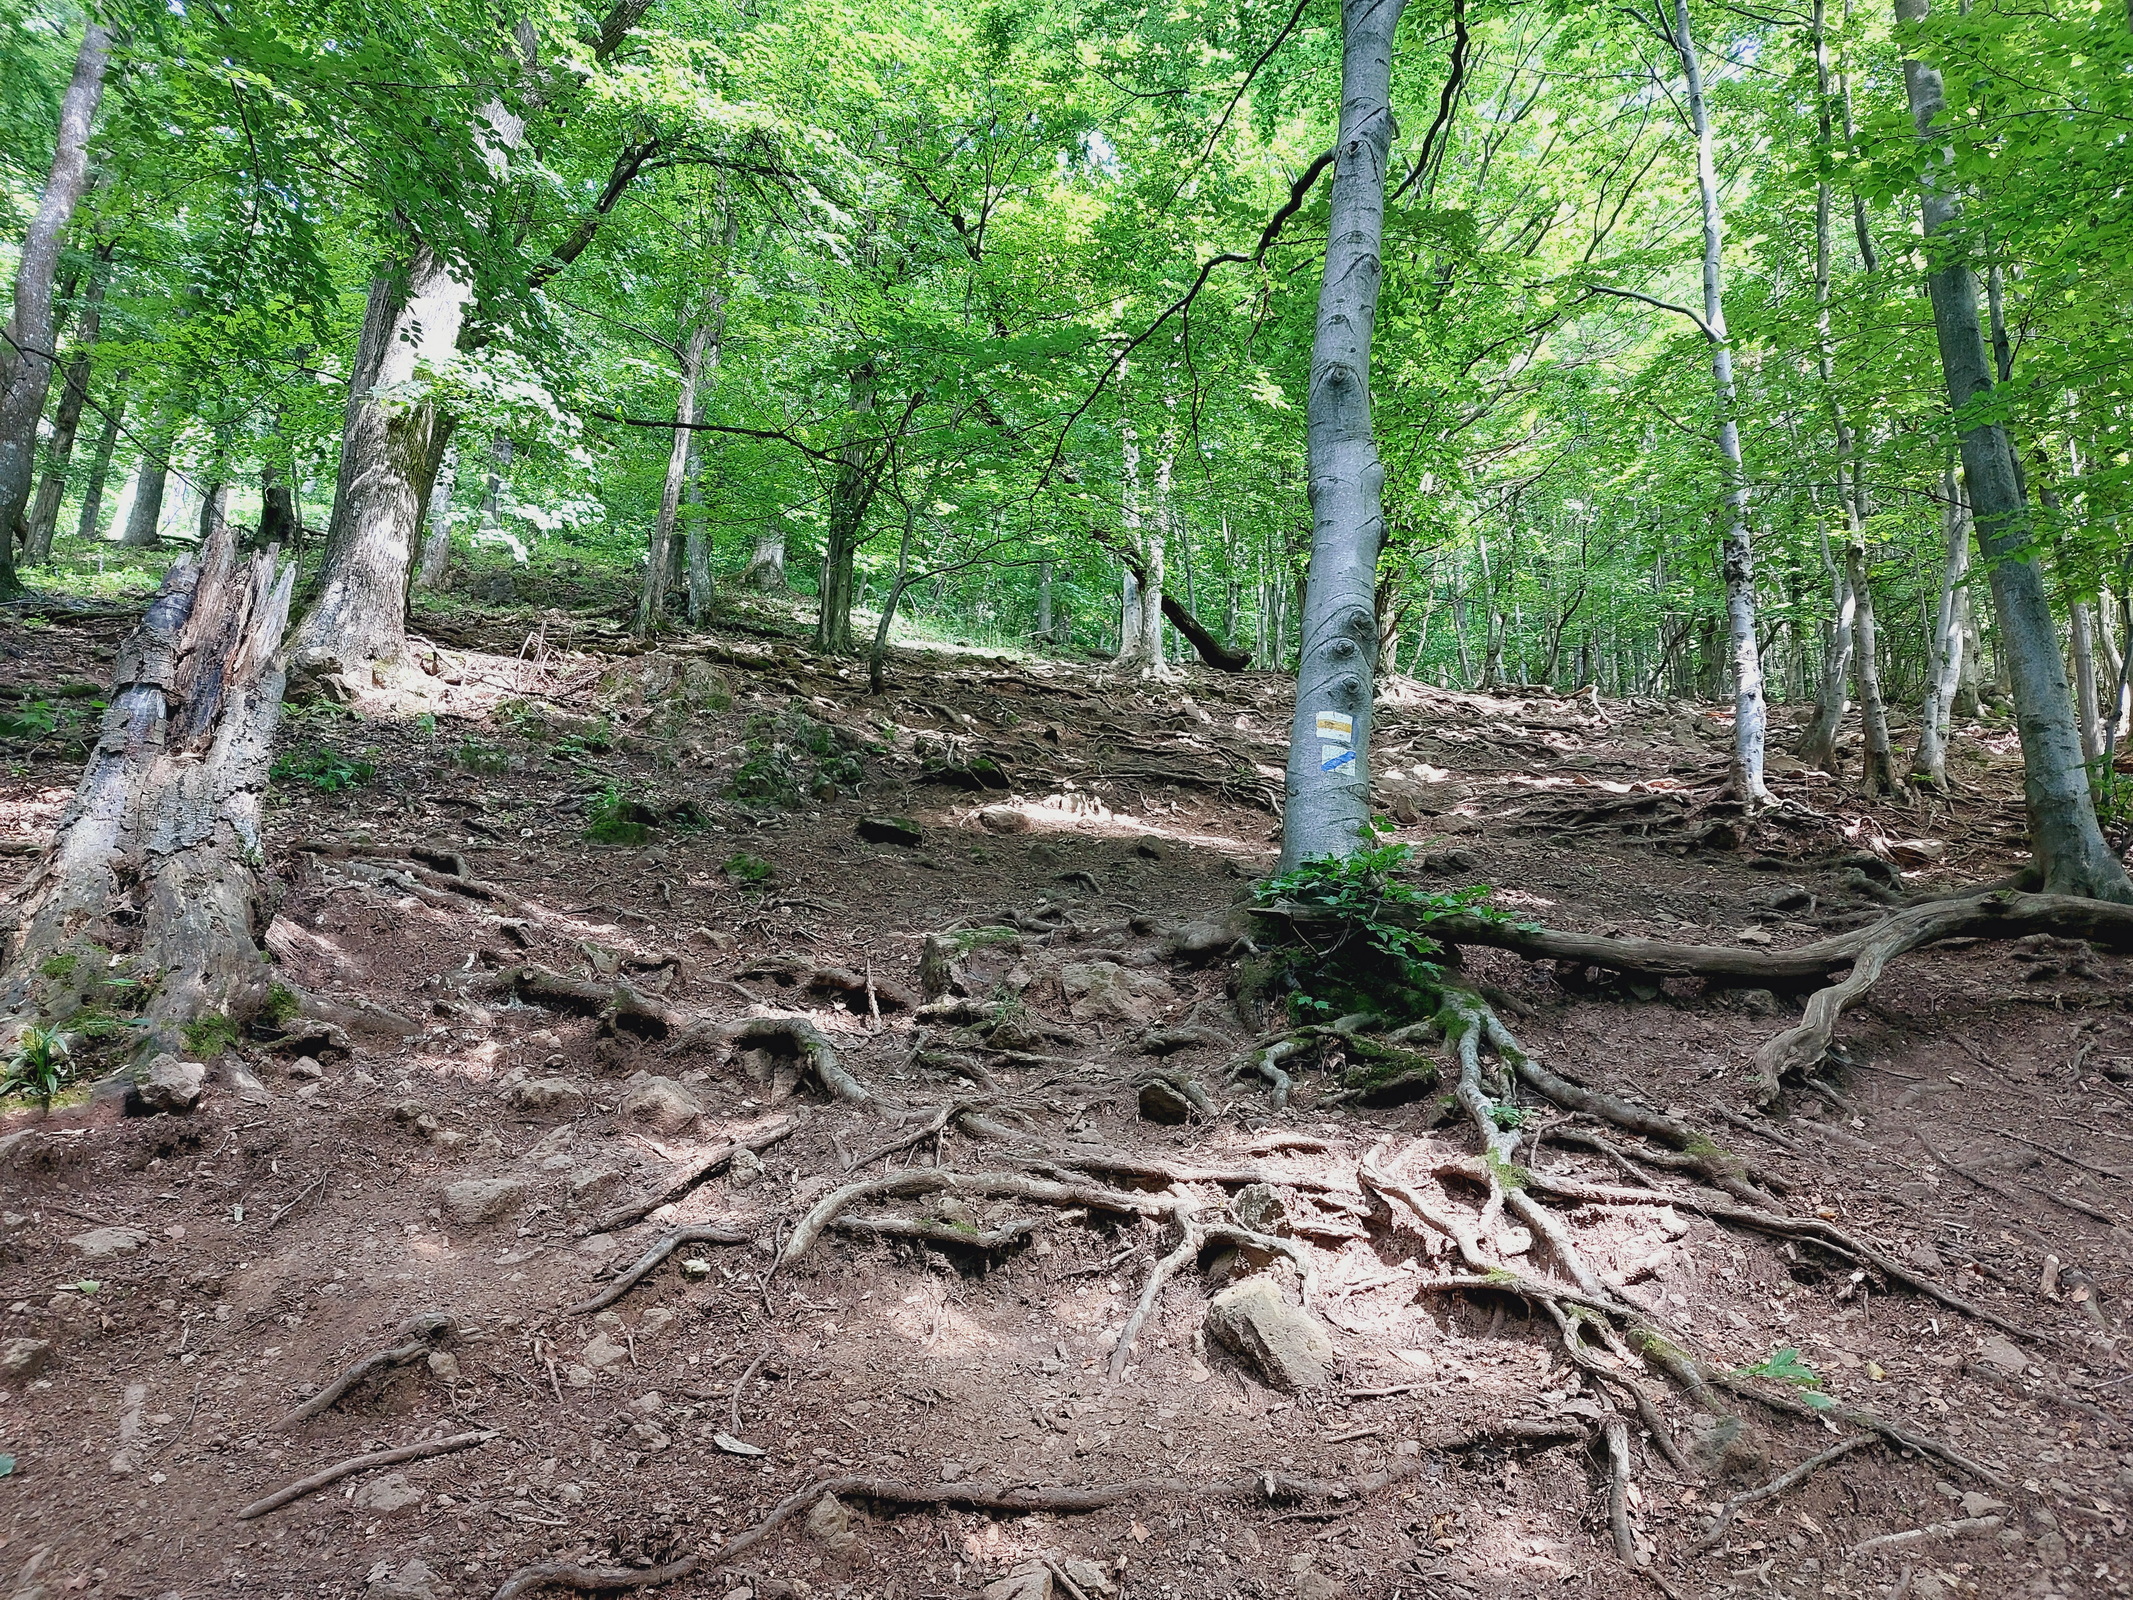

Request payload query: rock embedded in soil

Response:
[364,1559,440,1600]
[1060,961,1176,1025]
[287,1055,324,1080]
[68,1225,148,1258]
[806,1490,861,1555]
[977,805,1030,834]
[133,1054,205,1113]
[441,1176,528,1225]
[0,1337,52,1379]
[352,1474,426,1514]
[1203,1275,1335,1391]
[219,1056,276,1106]
[1136,1079,1194,1125]
[509,1075,586,1113]
[983,1564,1052,1600]
[856,815,924,847]
[617,1072,702,1133]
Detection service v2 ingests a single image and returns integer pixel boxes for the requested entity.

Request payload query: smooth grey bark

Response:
[1035,558,1054,641]
[73,385,122,541]
[741,526,788,591]
[2071,600,2104,767]
[682,444,711,623]
[1914,469,1969,787]
[119,425,173,549]
[814,360,880,655]
[291,251,470,677]
[1845,538,1898,793]
[414,440,458,589]
[636,317,710,635]
[1279,0,1408,869]
[1673,0,1769,804]
[1113,422,1168,672]
[25,263,107,563]
[1896,0,2130,898]
[0,19,110,596]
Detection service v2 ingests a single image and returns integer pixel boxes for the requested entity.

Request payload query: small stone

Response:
[222,1058,275,1107]
[1975,1335,2027,1375]
[1203,1275,1334,1391]
[583,1333,629,1371]
[617,1072,702,1135]
[805,1490,860,1554]
[1906,1240,1945,1272]
[1232,1183,1286,1236]
[679,1258,713,1281]
[441,1176,528,1225]
[983,1567,1050,1600]
[1961,1491,2008,1517]
[510,1076,586,1113]
[1059,1558,1112,1594]
[68,1225,148,1259]
[1136,1079,1193,1125]
[134,1054,205,1114]
[1736,988,1780,1017]
[856,816,924,847]
[427,1128,467,1152]
[0,1337,51,1378]
[728,1148,765,1188]
[2035,1528,2069,1566]
[977,806,1030,835]
[352,1473,425,1513]
[425,1351,461,1382]
[288,1056,324,1080]
[1061,961,1176,1025]
[1133,838,1165,860]
[569,1168,626,1207]
[638,1307,678,1337]
[365,1559,440,1600]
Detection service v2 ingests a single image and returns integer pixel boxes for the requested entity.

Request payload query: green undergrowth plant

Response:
[725,710,870,809]
[4,1024,74,1110]
[271,744,376,792]
[1252,824,1519,1024]
[584,786,657,846]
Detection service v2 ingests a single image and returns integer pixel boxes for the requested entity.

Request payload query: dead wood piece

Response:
[1850,1515,2004,1558]
[584,1114,799,1235]
[732,1016,877,1106]
[569,1223,752,1315]
[491,1556,700,1600]
[720,1473,1180,1562]
[832,1212,1040,1251]
[234,1429,498,1520]
[1,519,296,1056]
[277,1311,456,1427]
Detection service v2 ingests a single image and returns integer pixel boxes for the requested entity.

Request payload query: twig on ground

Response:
[235,1429,498,1519]
[491,1556,701,1600]
[277,1311,456,1428]
[1699,1434,1879,1550]
[730,1349,769,1436]
[583,1115,798,1236]
[268,1170,332,1230]
[567,1223,751,1315]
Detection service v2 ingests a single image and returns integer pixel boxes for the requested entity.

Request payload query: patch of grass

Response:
[181,1013,241,1057]
[39,953,78,981]
[584,786,656,846]
[271,744,376,792]
[722,852,775,885]
[725,710,869,808]
[263,983,301,1028]
[452,739,512,775]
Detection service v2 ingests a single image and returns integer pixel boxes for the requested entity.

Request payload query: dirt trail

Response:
[0,603,2128,1600]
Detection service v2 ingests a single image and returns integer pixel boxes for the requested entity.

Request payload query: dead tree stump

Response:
[1,517,296,1068]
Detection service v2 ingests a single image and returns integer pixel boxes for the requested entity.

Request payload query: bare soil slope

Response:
[0,603,2127,1600]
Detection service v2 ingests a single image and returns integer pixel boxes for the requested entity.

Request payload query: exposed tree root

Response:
[779,1168,1174,1267]
[582,1114,799,1236]
[834,1212,1041,1251]
[731,1016,877,1105]
[1602,1416,1639,1565]
[1050,1147,1354,1195]
[568,1223,752,1315]
[1107,1202,1316,1380]
[719,1473,1178,1563]
[234,1428,498,1520]
[496,963,682,1039]
[491,1556,700,1600]
[1698,1434,1880,1551]
[277,1311,455,1427]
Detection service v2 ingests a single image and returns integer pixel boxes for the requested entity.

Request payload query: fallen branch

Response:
[492,1556,700,1600]
[582,1114,799,1236]
[1699,1434,1878,1550]
[277,1311,456,1427]
[235,1429,498,1520]
[1850,1514,2004,1558]
[568,1223,752,1315]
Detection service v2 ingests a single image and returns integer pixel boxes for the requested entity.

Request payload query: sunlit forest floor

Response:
[0,586,2127,1600]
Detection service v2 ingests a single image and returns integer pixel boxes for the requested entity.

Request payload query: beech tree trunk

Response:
[0,514,296,1062]
[2071,600,2104,768]
[24,263,108,564]
[682,444,712,622]
[414,441,457,589]
[1896,0,2130,898]
[73,386,123,541]
[1674,0,1769,804]
[0,19,108,596]
[119,426,173,549]
[290,251,471,680]
[1913,472,1969,787]
[742,527,788,591]
[636,318,710,635]
[1280,0,1407,868]
[1845,537,1898,794]
[814,360,879,656]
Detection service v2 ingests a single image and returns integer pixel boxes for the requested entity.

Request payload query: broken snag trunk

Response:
[1,519,295,1064]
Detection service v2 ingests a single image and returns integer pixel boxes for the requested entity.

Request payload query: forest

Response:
[0,0,2131,1597]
